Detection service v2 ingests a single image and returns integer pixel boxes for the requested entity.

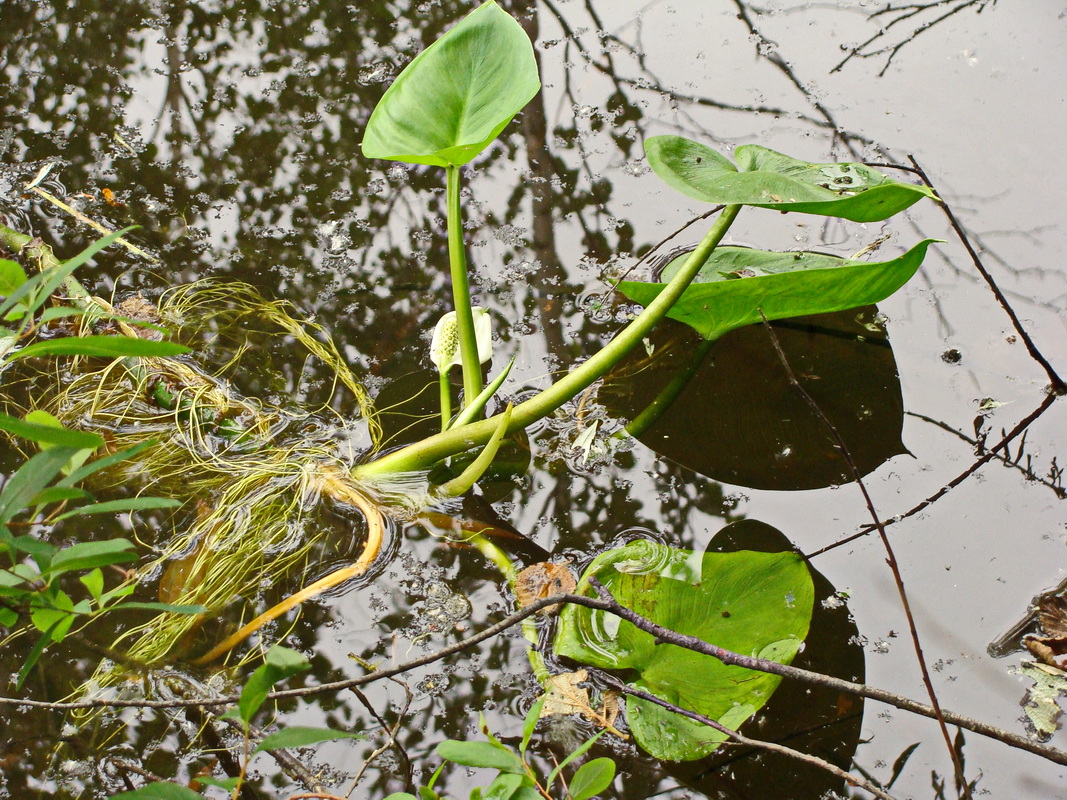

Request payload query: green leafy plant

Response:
[385,699,616,800]
[363,0,540,411]
[2,0,945,786]
[0,413,192,687]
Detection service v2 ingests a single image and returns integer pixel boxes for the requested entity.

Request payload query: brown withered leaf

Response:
[1024,595,1067,670]
[515,560,576,614]
[540,669,627,739]
[1038,595,1067,639]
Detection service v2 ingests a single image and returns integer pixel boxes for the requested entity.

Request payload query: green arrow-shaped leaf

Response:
[361,1,540,167]
[619,239,937,341]
[646,136,937,222]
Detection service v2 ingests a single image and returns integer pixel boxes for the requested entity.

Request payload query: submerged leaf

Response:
[619,240,936,343]
[362,1,540,167]
[645,136,936,222]
[555,540,814,761]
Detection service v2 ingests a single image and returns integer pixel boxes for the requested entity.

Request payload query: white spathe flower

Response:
[430,306,492,372]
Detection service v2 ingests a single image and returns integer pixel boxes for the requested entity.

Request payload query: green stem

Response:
[439,369,452,432]
[467,533,549,684]
[354,204,742,478]
[446,165,483,409]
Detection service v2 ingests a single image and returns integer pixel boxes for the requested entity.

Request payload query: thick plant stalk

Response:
[354,204,743,478]
[446,164,484,408]
[193,467,385,664]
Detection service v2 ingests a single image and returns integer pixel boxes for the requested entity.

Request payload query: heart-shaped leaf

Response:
[618,239,936,342]
[646,136,937,222]
[361,1,540,167]
[555,541,813,761]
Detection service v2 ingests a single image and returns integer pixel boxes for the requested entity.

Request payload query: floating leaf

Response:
[515,561,576,610]
[1014,662,1067,740]
[619,240,936,343]
[555,540,813,761]
[540,669,623,736]
[361,1,540,167]
[645,136,936,222]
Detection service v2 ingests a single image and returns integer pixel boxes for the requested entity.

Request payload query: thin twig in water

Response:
[758,311,971,797]
[596,672,899,800]
[345,679,413,796]
[907,155,1065,395]
[907,410,1066,499]
[809,391,1060,556]
[5,594,1066,766]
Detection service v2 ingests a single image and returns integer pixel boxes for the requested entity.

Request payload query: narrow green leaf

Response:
[0,227,136,324]
[520,696,544,755]
[0,259,27,294]
[252,725,363,754]
[546,730,606,788]
[3,534,56,561]
[569,758,616,800]
[362,1,540,167]
[619,240,937,342]
[0,271,44,321]
[109,601,207,614]
[17,619,64,689]
[28,486,91,506]
[645,136,937,222]
[237,645,311,724]
[109,782,206,800]
[436,740,523,772]
[62,440,156,486]
[48,539,137,575]
[194,776,239,791]
[8,335,189,360]
[79,568,105,605]
[0,411,104,449]
[54,496,181,521]
[484,772,525,800]
[0,447,80,525]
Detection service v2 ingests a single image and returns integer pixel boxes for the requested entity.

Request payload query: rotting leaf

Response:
[1013,662,1067,740]
[515,561,576,613]
[540,669,625,738]
[1023,595,1067,669]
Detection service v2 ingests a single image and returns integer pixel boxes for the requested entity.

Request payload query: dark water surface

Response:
[1,1,1065,798]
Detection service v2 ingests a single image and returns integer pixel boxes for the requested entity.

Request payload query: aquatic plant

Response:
[0,0,947,782]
